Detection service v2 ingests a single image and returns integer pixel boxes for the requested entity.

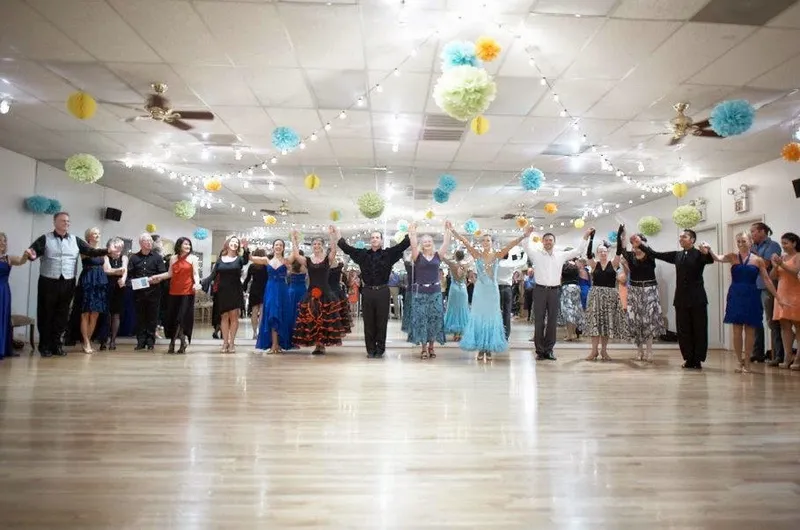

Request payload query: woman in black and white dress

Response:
[584,231,627,361]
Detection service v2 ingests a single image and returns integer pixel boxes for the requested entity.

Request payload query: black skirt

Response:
[164,294,195,342]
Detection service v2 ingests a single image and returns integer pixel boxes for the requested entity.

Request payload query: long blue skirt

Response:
[256,279,293,350]
[444,281,470,334]
[460,281,507,353]
[407,291,446,345]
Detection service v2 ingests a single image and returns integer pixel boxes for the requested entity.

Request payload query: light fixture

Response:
[324,122,332,131]
[393,68,400,77]
[1,98,13,113]
[243,181,249,189]
[310,132,318,141]
[200,148,210,160]
[237,171,243,178]
[357,96,365,106]
[270,156,278,164]
[338,111,347,120]
[375,84,383,93]
[169,171,177,179]
[268,181,275,191]
[281,149,288,156]
[552,94,559,103]
[540,77,547,86]
[559,109,567,117]
[247,168,254,176]
[637,161,645,172]
[261,162,267,169]
[234,148,243,161]
[581,189,587,197]
[391,143,399,153]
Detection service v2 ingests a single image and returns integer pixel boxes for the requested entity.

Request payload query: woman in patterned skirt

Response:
[407,222,451,358]
[585,231,627,361]
[617,226,664,362]
[558,259,584,341]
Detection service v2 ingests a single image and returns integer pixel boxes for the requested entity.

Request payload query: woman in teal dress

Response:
[442,250,470,341]
[450,225,532,361]
[0,232,32,359]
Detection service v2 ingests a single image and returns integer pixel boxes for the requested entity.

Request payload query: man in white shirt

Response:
[522,228,593,360]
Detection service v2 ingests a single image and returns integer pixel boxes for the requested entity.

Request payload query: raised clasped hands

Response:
[444,220,453,231]
[523,225,534,237]
[771,254,783,267]
[584,228,596,240]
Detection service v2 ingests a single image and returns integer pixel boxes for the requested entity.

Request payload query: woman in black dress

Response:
[214,236,249,353]
[99,237,127,351]
[243,248,267,340]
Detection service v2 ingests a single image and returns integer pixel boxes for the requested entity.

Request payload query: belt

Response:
[364,284,387,290]
[417,282,440,288]
[630,280,657,287]
[535,284,559,290]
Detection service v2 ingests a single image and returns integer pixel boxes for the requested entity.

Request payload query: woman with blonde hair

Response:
[211,236,250,353]
[0,232,32,359]
[77,227,108,353]
[98,237,128,351]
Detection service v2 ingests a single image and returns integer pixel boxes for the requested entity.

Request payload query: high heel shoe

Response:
[221,342,229,353]
[167,340,176,354]
[82,343,93,354]
[585,351,598,361]
[600,351,611,361]
[428,346,436,359]
[177,335,188,354]
[476,351,486,361]
[227,343,235,354]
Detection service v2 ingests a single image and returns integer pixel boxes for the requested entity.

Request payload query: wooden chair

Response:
[11,315,35,353]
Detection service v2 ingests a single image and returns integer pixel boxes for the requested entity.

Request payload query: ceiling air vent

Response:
[541,143,591,156]
[414,189,434,200]
[190,133,241,146]
[420,113,466,142]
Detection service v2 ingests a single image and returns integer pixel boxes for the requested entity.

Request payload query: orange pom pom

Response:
[515,216,528,228]
[204,178,222,192]
[782,142,800,162]
[543,203,558,215]
[475,36,501,62]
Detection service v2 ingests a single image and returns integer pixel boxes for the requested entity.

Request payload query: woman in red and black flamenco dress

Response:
[291,229,351,355]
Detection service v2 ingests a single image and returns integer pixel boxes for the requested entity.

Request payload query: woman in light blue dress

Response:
[450,225,531,361]
[442,249,470,341]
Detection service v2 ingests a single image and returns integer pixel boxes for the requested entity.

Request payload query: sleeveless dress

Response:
[292,259,351,347]
[585,261,627,338]
[460,258,507,353]
[773,254,800,322]
[328,263,351,331]
[256,264,293,350]
[215,254,248,314]
[0,260,12,358]
[723,254,763,327]
[444,263,470,335]
[287,272,307,344]
[407,252,446,345]
[80,256,108,313]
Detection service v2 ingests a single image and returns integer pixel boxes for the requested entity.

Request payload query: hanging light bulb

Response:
[237,171,243,178]
[357,96,365,106]
[637,161,645,172]
[552,94,559,103]
[270,156,278,164]
[247,168,254,176]
[261,162,267,169]
[299,142,306,150]
[559,109,567,117]
[338,111,347,120]
[324,122,332,131]
[393,68,400,77]
[540,77,547,86]
[391,143,399,153]
[581,134,587,143]
[268,181,275,191]
[234,148,243,161]
[0,99,9,114]
[201,147,210,160]
[375,84,383,93]
[169,171,177,179]
[310,132,318,141]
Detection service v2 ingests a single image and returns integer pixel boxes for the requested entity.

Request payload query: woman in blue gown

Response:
[710,232,781,373]
[450,224,531,361]
[0,233,32,359]
[254,237,297,353]
[287,253,308,348]
[442,250,470,341]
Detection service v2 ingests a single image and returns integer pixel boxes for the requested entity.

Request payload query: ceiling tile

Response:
[767,0,800,28]
[453,143,504,163]
[532,0,618,16]
[486,77,548,115]
[0,60,77,103]
[329,138,375,161]
[372,71,431,113]
[212,106,276,136]
[264,108,323,137]
[510,117,569,144]
[611,0,710,20]
[361,7,441,72]
[634,84,738,121]
[279,4,365,69]
[531,79,615,118]
[0,0,93,62]
[325,110,372,139]
[748,54,800,89]
[307,69,367,109]
[415,140,460,162]
[41,63,142,104]
[371,113,423,141]
[243,67,314,108]
[105,63,204,107]
[172,65,259,106]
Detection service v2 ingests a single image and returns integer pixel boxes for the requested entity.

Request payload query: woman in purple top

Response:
[407,222,451,359]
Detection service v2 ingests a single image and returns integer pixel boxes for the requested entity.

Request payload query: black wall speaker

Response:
[104,207,122,222]
[793,178,800,199]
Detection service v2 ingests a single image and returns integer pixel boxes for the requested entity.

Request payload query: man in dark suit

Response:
[631,229,714,369]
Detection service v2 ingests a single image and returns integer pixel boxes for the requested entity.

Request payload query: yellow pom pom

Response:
[470,116,490,135]
[145,223,157,234]
[672,182,688,198]
[204,178,222,192]
[532,235,541,243]
[264,215,277,226]
[304,173,320,190]
[515,216,528,228]
[573,218,585,229]
[782,142,800,162]
[66,91,97,120]
[425,209,435,220]
[544,202,558,214]
[474,229,482,237]
[330,209,341,222]
[475,36,502,62]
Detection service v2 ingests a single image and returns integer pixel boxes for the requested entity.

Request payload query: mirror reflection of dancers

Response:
[584,231,627,361]
[442,250,470,341]
[328,256,350,333]
[407,222,451,359]
[451,226,531,361]
[708,231,783,373]
[288,249,308,348]
[291,230,350,355]
[212,237,250,353]
[0,232,32,359]
[99,238,127,351]
[254,237,297,354]
[617,226,664,362]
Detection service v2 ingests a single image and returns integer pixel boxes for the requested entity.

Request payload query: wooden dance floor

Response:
[1,325,799,529]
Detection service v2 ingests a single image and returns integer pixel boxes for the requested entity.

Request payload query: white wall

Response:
[0,146,212,321]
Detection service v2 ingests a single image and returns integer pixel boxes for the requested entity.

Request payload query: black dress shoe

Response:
[53,347,67,357]
[545,353,557,361]
[134,344,146,351]
[367,351,376,358]
[40,351,53,358]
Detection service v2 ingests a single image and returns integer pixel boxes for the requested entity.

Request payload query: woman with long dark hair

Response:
[213,236,249,353]
[255,238,297,354]
[771,232,800,370]
[243,248,267,340]
[288,249,307,346]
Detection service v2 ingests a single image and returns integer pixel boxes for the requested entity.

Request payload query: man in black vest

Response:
[631,229,713,369]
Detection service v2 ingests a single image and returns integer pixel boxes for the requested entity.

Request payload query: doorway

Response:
[695,225,723,349]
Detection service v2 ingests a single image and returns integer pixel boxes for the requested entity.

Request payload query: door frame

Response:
[693,222,724,349]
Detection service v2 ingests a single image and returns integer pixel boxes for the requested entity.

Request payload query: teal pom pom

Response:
[709,99,755,137]
[271,126,301,151]
[607,230,618,243]
[193,228,209,240]
[441,41,480,70]
[355,241,366,250]
[464,219,479,234]
[25,195,51,214]
[520,168,543,191]
[45,199,62,215]
[437,173,457,193]
[433,188,450,204]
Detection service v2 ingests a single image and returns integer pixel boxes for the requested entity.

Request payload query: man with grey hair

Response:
[26,212,107,357]
[127,233,166,350]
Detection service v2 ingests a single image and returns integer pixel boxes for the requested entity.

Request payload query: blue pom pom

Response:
[441,41,481,70]
[271,126,301,151]
[709,99,755,137]
[437,173,457,193]
[45,198,62,215]
[607,230,618,244]
[193,228,209,240]
[25,195,52,214]
[355,241,366,250]
[520,168,544,191]
[433,188,450,204]
[464,219,479,234]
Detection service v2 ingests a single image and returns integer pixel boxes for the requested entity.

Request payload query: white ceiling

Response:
[1,0,800,238]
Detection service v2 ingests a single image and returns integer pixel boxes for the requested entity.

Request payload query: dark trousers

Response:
[499,285,513,340]
[676,304,708,365]
[753,290,784,362]
[37,276,76,353]
[532,285,560,357]
[134,287,161,347]
[362,286,390,355]
[524,288,534,322]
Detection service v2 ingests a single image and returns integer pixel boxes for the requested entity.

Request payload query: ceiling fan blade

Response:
[167,119,193,131]
[124,115,150,123]
[174,110,214,121]
[695,128,722,138]
[693,118,710,129]
[667,135,683,147]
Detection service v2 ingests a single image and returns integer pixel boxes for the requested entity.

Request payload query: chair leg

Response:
[29,324,35,355]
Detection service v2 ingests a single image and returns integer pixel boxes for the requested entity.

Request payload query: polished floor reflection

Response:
[1,341,799,529]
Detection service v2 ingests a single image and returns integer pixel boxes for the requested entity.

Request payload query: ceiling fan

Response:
[107,82,215,131]
[260,199,309,216]
[657,102,722,146]
[500,203,541,221]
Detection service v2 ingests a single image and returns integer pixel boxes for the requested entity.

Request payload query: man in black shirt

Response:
[127,233,167,350]
[632,229,714,369]
[333,225,410,358]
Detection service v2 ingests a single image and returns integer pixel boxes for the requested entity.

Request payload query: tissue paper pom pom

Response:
[304,173,320,190]
[357,191,385,219]
[433,65,497,122]
[782,142,800,162]
[24,195,51,214]
[672,205,701,229]
[607,230,618,243]
[441,41,480,70]
[437,174,457,193]
[145,224,157,234]
[573,218,585,229]
[271,126,301,151]
[204,178,222,192]
[637,216,662,236]
[474,229,483,237]
[709,99,755,137]
[355,241,366,250]
[470,115,490,135]
[330,209,342,222]
[193,228,209,240]
[396,219,409,232]
[66,91,97,120]
[173,201,196,220]
[393,231,407,244]
[425,209,435,220]
[520,168,544,191]
[516,216,528,228]
[544,203,558,215]
[45,198,61,215]
[65,153,104,183]
[475,36,501,62]
[433,188,450,204]
[464,219,479,234]
[532,235,541,243]
[672,182,688,198]
[264,215,277,226]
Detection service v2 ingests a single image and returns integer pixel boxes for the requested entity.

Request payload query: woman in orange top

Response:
[151,237,201,354]
[771,232,800,370]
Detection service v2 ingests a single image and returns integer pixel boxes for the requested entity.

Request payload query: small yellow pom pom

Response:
[330,209,341,222]
[573,218,585,229]
[304,173,320,190]
[471,116,490,135]
[544,203,558,215]
[515,216,528,228]
[672,182,688,198]
[425,209,435,220]
[474,229,482,237]
[475,36,502,62]
[782,142,800,162]
[264,215,277,226]
[204,178,222,192]
[532,235,541,243]
[66,91,97,120]
[145,223,157,234]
